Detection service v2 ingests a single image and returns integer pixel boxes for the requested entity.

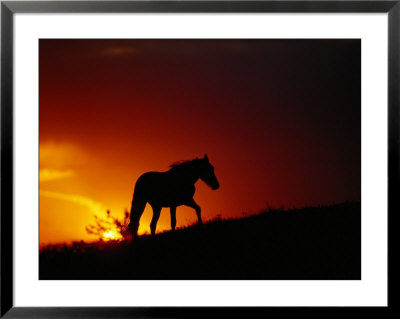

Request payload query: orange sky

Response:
[39,39,361,245]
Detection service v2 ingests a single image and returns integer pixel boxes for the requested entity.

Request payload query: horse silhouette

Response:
[127,154,219,238]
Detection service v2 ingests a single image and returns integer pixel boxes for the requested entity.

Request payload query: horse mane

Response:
[168,158,201,171]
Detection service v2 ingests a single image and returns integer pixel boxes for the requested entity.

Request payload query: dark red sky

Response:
[39,39,361,244]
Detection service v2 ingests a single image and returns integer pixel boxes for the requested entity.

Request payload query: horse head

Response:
[198,154,220,190]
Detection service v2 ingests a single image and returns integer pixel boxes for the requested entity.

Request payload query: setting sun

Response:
[102,229,123,241]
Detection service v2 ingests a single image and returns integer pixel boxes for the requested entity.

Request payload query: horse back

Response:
[134,171,195,206]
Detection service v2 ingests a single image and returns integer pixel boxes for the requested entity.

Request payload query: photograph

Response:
[38,39,361,280]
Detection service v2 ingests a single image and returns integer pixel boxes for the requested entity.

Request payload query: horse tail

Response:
[128,183,147,237]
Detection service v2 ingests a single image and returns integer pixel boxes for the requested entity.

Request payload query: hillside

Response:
[39,202,361,280]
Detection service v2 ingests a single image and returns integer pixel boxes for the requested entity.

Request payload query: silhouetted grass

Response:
[39,202,361,280]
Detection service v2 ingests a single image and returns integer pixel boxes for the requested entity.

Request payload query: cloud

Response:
[40,142,90,169]
[40,190,106,216]
[39,169,74,182]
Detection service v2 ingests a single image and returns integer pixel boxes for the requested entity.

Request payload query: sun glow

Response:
[101,229,123,241]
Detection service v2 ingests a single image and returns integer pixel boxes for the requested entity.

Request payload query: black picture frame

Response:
[0,0,396,317]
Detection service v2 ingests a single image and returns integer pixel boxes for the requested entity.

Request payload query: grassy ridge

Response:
[39,202,361,280]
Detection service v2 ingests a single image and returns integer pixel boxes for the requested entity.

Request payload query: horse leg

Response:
[129,197,147,239]
[150,206,161,236]
[186,199,202,225]
[170,206,177,231]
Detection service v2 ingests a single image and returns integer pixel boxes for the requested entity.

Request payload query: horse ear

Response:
[204,154,208,161]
